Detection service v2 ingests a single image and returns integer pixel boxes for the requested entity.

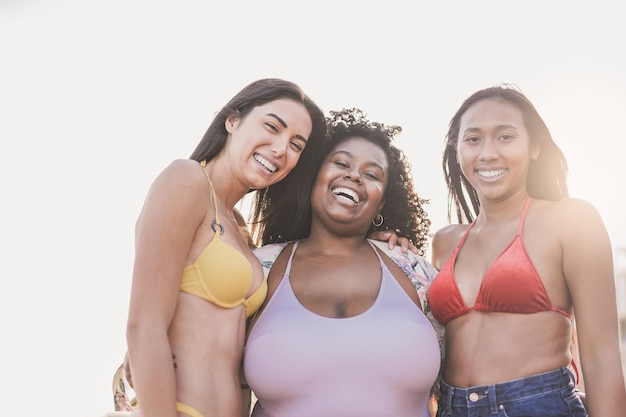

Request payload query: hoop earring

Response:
[372,214,384,227]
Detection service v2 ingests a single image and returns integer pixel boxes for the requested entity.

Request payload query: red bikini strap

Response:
[517,197,533,234]
[571,358,580,385]
[457,219,476,248]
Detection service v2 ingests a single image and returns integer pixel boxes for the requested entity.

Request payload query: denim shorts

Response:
[436,367,588,417]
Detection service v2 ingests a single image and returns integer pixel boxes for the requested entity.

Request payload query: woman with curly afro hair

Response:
[250,107,431,256]
[244,108,443,417]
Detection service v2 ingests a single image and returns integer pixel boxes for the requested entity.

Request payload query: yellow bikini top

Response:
[180,161,267,318]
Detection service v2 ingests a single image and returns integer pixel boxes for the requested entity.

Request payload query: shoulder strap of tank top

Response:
[283,241,300,276]
[367,240,386,268]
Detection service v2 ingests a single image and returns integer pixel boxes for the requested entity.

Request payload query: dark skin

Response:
[235,208,415,417]
[269,240,420,316]
[241,137,429,416]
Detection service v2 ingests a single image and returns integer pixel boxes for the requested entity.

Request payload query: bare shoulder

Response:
[536,198,610,256]
[540,197,604,230]
[544,196,600,216]
[433,224,469,249]
[139,159,208,225]
[147,159,207,200]
[158,158,206,185]
[431,224,469,269]
[433,223,469,241]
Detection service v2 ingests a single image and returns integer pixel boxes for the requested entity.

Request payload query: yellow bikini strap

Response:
[200,160,223,234]
[177,401,205,417]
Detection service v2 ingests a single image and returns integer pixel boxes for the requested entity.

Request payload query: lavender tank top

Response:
[243,241,440,417]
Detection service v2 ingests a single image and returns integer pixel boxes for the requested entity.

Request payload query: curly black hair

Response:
[250,108,431,256]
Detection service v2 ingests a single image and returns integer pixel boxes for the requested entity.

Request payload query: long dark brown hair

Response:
[443,84,569,223]
[190,78,327,237]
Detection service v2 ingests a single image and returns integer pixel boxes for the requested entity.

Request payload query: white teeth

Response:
[332,187,360,203]
[477,169,506,178]
[254,154,277,173]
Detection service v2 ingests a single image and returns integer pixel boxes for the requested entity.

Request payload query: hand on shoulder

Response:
[369,239,438,281]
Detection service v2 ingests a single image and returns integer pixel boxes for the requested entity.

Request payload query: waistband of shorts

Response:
[439,367,575,408]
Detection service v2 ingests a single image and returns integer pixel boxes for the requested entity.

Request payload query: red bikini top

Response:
[429,198,572,325]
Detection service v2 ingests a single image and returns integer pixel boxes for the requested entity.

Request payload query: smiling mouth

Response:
[477,169,506,179]
[254,154,277,173]
[332,187,360,203]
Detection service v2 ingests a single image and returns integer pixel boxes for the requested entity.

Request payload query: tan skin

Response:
[431,98,626,416]
[125,98,313,417]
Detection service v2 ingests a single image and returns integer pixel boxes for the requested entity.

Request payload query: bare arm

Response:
[560,198,626,416]
[126,160,207,417]
[431,224,465,270]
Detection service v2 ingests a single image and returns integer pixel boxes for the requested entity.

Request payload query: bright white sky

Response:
[1,1,625,416]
